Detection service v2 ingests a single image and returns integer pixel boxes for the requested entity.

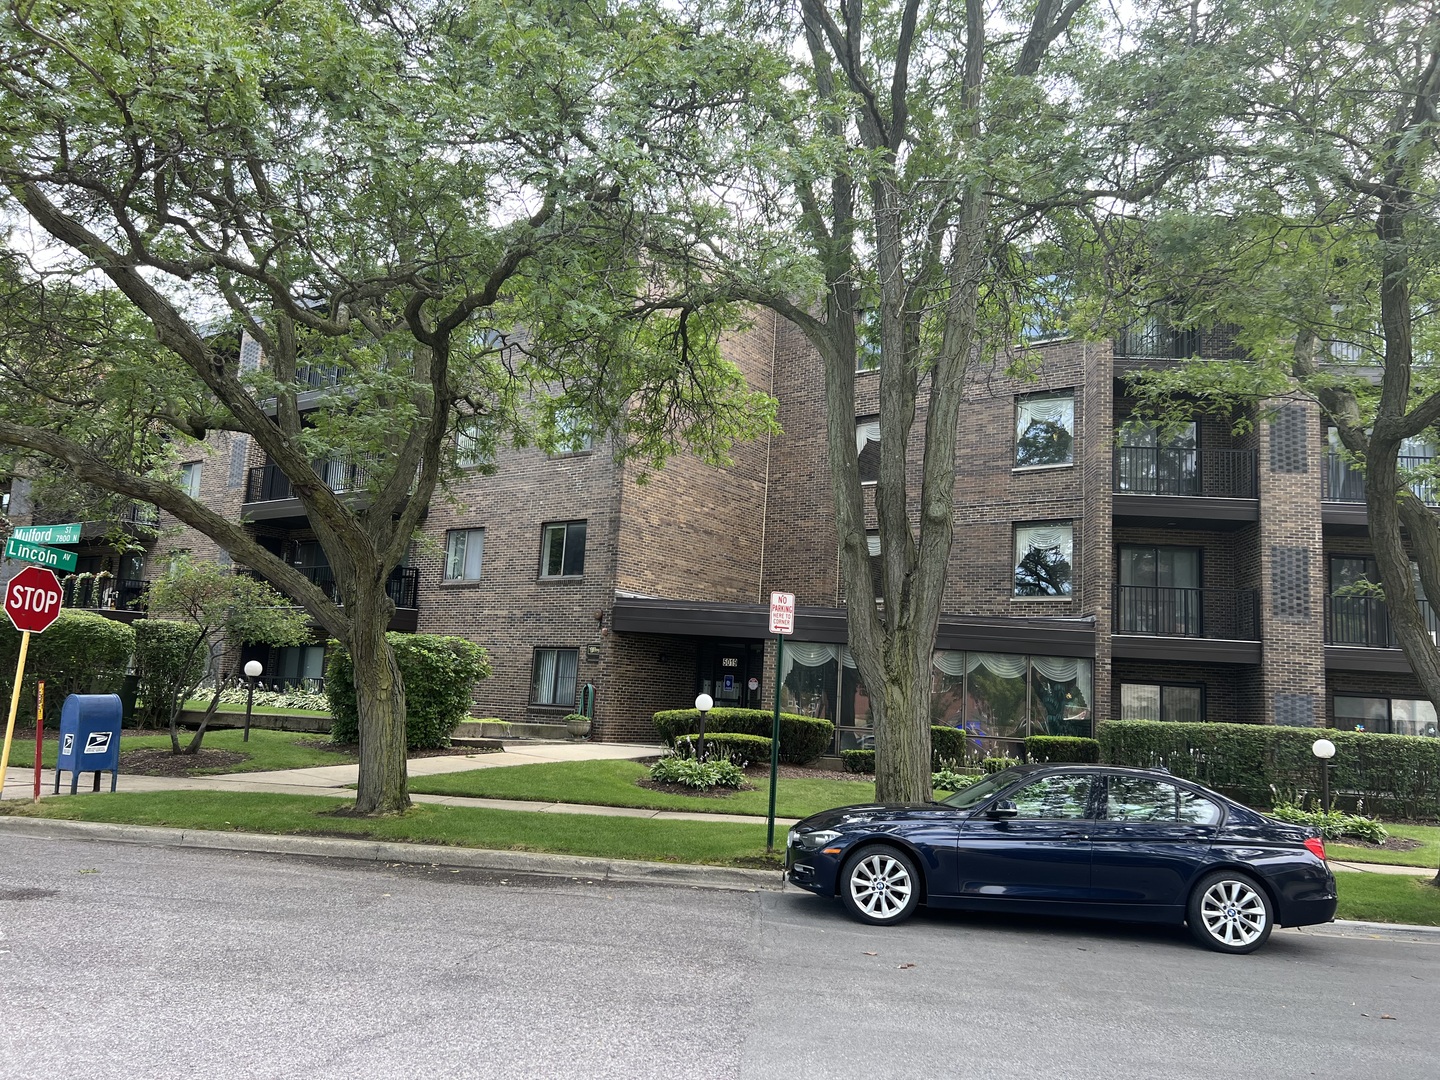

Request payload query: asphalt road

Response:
[1,834,1436,1080]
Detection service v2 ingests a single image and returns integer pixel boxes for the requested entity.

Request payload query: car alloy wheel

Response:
[1187,871,1274,954]
[841,845,919,925]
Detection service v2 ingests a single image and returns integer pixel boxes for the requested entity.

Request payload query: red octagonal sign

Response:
[5,565,64,634]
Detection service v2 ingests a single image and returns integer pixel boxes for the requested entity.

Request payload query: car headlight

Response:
[793,829,843,851]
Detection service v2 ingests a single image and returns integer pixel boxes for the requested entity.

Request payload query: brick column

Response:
[1256,398,1327,726]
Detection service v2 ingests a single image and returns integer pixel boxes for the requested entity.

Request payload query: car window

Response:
[1008,774,1093,820]
[1105,776,1222,825]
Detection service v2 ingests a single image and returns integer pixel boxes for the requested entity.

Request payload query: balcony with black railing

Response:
[63,576,148,621]
[1326,594,1440,648]
[1113,323,1201,360]
[1113,446,1258,499]
[1322,452,1440,506]
[1113,585,1260,641]
[293,565,420,611]
[244,458,373,504]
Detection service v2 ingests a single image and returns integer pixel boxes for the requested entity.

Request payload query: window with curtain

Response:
[856,418,881,483]
[965,653,1029,740]
[778,643,839,719]
[444,528,485,581]
[1030,656,1092,737]
[1120,683,1204,723]
[541,520,586,577]
[179,462,202,498]
[1014,523,1073,596]
[531,648,579,706]
[1015,391,1074,467]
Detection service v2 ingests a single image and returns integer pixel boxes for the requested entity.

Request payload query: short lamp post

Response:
[243,660,264,743]
[694,693,714,761]
[1312,738,1336,815]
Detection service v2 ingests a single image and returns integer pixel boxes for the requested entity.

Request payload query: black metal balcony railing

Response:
[1114,585,1260,640]
[63,577,148,611]
[295,362,344,390]
[291,565,420,610]
[1113,324,1201,360]
[120,502,160,528]
[1323,452,1440,505]
[244,458,372,503]
[1326,594,1440,648]
[1113,446,1258,499]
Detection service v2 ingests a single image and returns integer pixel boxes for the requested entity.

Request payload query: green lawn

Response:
[0,791,782,868]
[407,759,890,818]
[1328,823,1440,868]
[2,728,355,775]
[1334,871,1440,925]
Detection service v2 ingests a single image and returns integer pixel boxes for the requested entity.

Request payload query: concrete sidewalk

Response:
[2,739,802,828]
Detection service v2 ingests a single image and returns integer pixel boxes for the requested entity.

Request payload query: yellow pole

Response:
[1,630,32,796]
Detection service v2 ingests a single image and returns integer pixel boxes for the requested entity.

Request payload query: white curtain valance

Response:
[1016,524,1073,558]
[1017,393,1073,432]
[855,420,881,454]
[966,652,1028,679]
[932,650,967,677]
[785,643,837,667]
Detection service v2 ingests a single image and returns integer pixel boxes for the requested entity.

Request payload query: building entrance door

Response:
[698,641,765,710]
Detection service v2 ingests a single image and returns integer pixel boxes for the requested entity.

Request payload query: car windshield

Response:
[936,769,1024,810]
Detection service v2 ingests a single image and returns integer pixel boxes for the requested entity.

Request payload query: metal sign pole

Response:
[766,634,785,852]
[0,630,33,787]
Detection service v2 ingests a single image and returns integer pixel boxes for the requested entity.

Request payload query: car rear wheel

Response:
[1187,870,1274,954]
[841,845,920,925]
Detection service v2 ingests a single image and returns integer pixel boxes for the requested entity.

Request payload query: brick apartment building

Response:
[7,311,1438,751]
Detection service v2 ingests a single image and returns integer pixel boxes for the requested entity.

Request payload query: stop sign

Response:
[5,565,65,634]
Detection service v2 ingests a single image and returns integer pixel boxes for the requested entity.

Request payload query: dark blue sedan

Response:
[785,764,1337,953]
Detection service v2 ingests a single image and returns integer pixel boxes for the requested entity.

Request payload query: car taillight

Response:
[1304,837,1327,861]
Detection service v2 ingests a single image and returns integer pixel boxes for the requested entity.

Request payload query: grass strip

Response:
[0,791,784,868]
[407,759,883,819]
[1334,870,1440,925]
[1328,824,1440,868]
[7,729,356,775]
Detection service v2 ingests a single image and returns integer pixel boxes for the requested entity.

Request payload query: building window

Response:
[1117,545,1201,635]
[541,520,586,577]
[552,410,593,454]
[1116,420,1198,494]
[1014,523,1073,596]
[272,645,328,691]
[856,418,880,484]
[1334,695,1438,737]
[866,531,882,599]
[1015,391,1074,468]
[455,417,491,470]
[179,462,202,498]
[1120,683,1204,723]
[444,528,485,581]
[531,648,579,707]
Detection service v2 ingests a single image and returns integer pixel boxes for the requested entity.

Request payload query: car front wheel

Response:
[841,845,920,925]
[1187,870,1274,954]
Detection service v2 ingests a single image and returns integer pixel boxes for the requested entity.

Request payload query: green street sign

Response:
[10,522,82,545]
[4,537,78,573]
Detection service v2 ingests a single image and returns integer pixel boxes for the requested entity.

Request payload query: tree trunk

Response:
[348,592,410,814]
[869,637,933,803]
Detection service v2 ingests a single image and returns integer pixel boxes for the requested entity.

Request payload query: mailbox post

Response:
[54,695,123,795]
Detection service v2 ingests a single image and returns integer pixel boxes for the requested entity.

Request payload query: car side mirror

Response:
[987,800,1018,821]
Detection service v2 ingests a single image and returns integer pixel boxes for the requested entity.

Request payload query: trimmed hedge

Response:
[653,708,833,765]
[133,618,209,727]
[1098,719,1440,820]
[327,634,491,750]
[675,732,772,768]
[838,727,984,774]
[0,609,134,721]
[1026,735,1100,763]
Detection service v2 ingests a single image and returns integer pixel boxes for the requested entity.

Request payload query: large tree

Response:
[1104,1,1440,882]
[686,0,1182,800]
[0,0,776,812]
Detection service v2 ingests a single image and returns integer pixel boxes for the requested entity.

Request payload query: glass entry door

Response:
[697,641,766,710]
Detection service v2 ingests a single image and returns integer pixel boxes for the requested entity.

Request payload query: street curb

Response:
[0,816,786,893]
[1328,919,1440,938]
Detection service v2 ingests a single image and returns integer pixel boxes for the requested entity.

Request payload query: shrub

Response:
[1269,802,1389,845]
[652,708,834,764]
[649,754,746,791]
[327,634,492,750]
[213,686,332,711]
[930,725,967,762]
[675,732,772,767]
[841,749,875,774]
[0,609,135,720]
[1098,719,1440,820]
[132,618,207,727]
[1026,735,1100,763]
[932,768,981,792]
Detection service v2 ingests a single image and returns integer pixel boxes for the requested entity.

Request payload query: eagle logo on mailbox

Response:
[84,731,112,754]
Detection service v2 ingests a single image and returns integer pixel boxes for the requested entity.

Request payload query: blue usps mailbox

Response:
[54,694,122,795]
